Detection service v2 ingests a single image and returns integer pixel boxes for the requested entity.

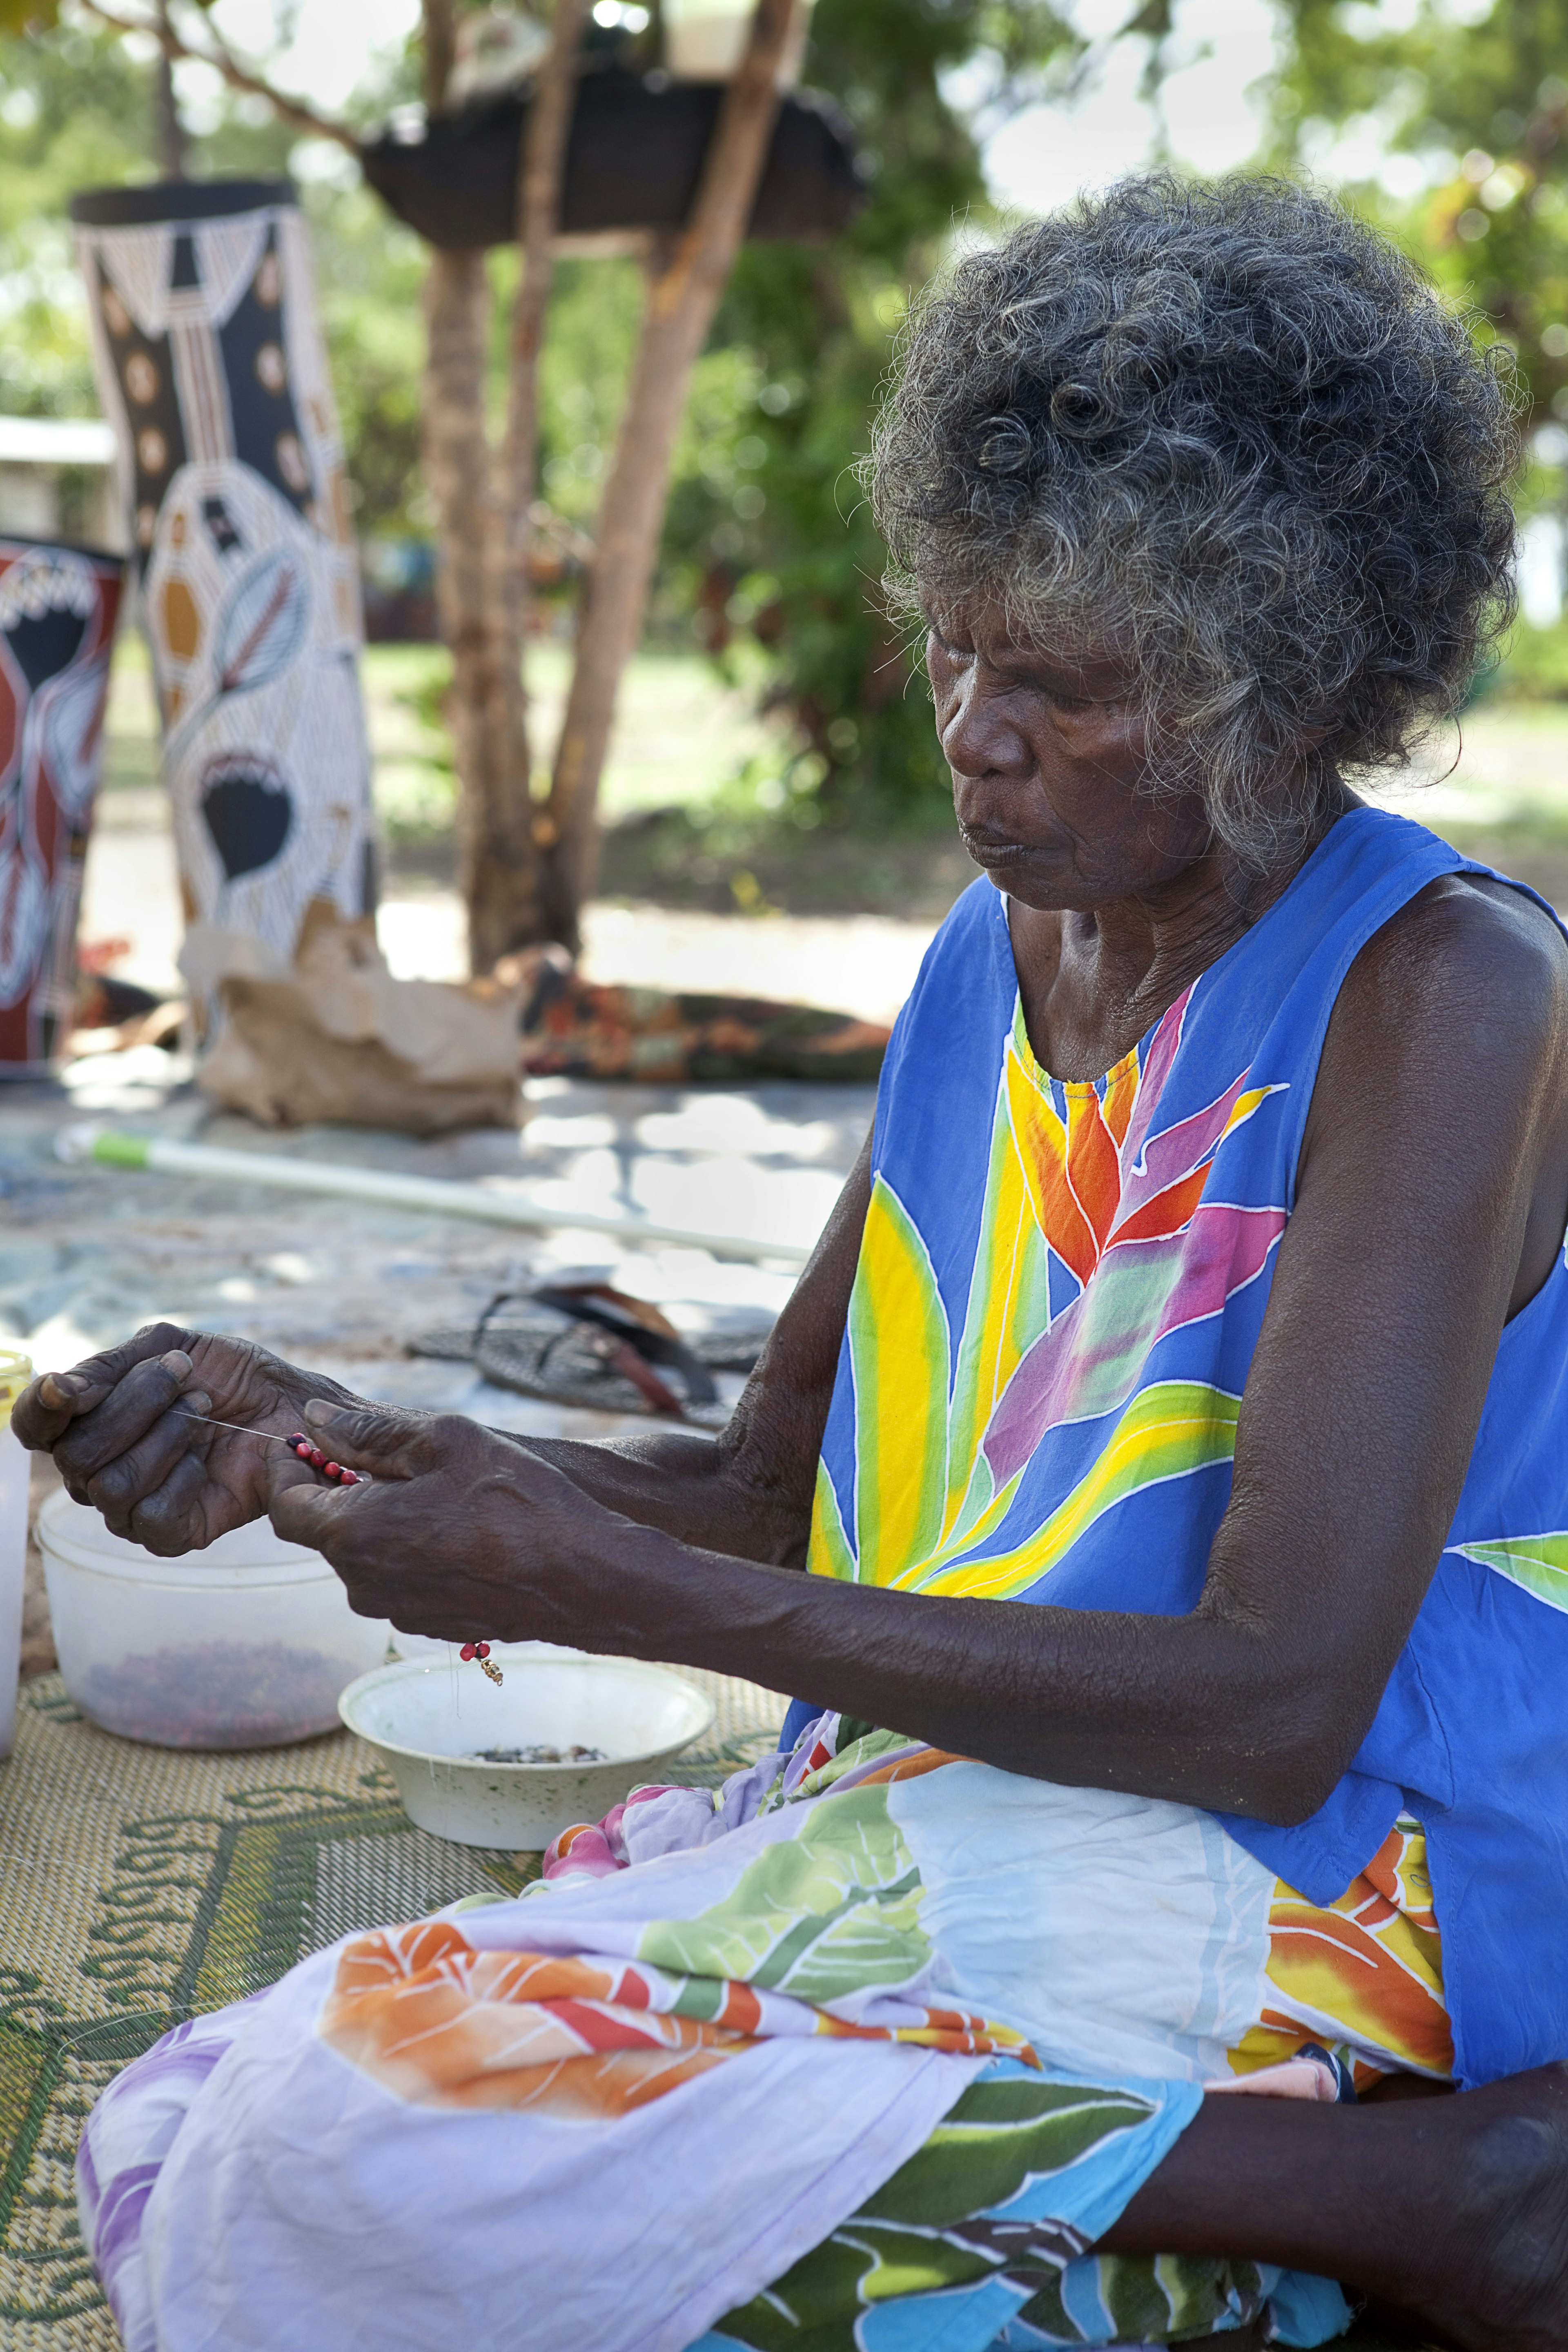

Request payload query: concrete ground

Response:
[5,1056,873,1673]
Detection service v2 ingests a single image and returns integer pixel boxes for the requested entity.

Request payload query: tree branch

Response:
[74,0,361,155]
[421,0,456,116]
[540,0,806,941]
[500,0,588,571]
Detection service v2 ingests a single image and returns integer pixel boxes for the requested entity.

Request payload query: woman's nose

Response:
[940,675,1030,795]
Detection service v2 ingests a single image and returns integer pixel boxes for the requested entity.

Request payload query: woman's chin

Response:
[967,846,1095,909]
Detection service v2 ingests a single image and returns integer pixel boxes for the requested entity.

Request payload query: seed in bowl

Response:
[472,1743,609,1765]
[80,1640,351,1747]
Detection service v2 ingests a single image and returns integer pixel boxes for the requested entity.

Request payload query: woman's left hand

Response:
[270,1400,627,1646]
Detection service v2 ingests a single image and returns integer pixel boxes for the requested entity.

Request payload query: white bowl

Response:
[37,1491,391,1750]
[338,1655,717,1849]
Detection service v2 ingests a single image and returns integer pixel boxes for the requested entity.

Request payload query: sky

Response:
[197,0,1283,208]
[204,0,422,117]
[982,0,1282,216]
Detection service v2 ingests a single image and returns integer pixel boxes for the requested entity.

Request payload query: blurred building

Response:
[1519,509,1566,629]
[0,416,122,553]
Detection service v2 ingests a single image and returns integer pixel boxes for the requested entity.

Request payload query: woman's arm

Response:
[274,875,1568,1825]
[13,1138,870,1566]
[481,1131,871,1564]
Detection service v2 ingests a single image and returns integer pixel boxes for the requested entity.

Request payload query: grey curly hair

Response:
[868,174,1522,866]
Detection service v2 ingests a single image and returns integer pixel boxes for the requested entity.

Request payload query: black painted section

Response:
[359,71,866,251]
[70,177,294,227]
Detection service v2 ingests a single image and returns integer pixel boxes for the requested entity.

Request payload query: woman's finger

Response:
[11,1371,97,1452]
[122,1449,216,1557]
[87,1392,214,1533]
[11,1324,200,1452]
[268,1472,374,1563]
[53,1351,198,1486]
[299,1399,440,1480]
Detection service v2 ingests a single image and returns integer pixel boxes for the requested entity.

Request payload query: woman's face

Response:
[926,599,1216,912]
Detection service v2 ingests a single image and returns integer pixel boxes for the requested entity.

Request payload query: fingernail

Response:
[303,1399,343,1427]
[47,1371,87,1399]
[160,1350,192,1378]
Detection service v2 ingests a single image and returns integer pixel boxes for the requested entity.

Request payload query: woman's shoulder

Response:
[1305,867,1568,1306]
[1341,867,1568,1058]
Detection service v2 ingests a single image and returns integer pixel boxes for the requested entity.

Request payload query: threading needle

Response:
[175,1410,370,1486]
[176,1410,297,1446]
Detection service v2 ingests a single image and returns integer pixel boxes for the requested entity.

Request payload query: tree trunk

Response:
[418,0,588,974]
[422,0,457,115]
[421,247,548,968]
[154,0,186,178]
[539,0,806,949]
[484,0,590,949]
[420,0,542,972]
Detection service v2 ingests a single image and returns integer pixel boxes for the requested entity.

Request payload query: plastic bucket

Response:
[37,1490,389,1749]
[0,1349,32,1760]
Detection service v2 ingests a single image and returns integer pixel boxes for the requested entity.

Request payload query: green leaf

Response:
[0,0,63,31]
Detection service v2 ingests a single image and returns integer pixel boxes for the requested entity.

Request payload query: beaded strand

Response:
[284,1434,503,1682]
[287,1434,362,1487]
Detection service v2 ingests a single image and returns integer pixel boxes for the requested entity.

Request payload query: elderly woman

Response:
[21,176,1568,2352]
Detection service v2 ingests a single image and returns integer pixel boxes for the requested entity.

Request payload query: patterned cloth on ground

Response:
[0,1663,785,2350]
[514,950,891,1085]
[79,1711,1453,2351]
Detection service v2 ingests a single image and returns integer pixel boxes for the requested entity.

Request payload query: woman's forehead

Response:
[924,589,1138,687]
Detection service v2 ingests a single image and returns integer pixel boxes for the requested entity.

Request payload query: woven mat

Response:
[0,1665,789,2349]
[0,1680,1436,2352]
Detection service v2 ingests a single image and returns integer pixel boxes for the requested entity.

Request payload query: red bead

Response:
[308,1448,327,1470]
[288,1433,307,1450]
[460,1643,476,1662]
[474,1642,490,1659]
[293,1440,312,1459]
[323,1463,343,1480]
[337,1468,361,1487]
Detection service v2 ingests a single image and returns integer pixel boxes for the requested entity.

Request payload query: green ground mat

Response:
[0,1665,788,2349]
[0,1675,1446,2352]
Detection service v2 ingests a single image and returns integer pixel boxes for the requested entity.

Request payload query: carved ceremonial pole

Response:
[70,178,376,1037]
[0,540,123,1074]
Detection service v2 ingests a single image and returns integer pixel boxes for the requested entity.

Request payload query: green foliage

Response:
[1270,0,1568,432]
[0,15,428,536]
[0,22,158,416]
[648,0,1087,819]
[0,0,1226,833]
[525,251,644,528]
[1490,617,1568,698]
[1262,3,1568,682]
[309,178,429,537]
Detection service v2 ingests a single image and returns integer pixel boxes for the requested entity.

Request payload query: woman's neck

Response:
[1009,789,1355,1082]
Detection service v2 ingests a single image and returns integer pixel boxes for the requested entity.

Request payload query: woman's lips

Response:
[958,828,1035,866]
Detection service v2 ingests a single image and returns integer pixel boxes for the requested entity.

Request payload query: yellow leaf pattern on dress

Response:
[807,984,1282,1601]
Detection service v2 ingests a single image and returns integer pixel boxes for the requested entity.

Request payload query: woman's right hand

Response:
[13,1323,360,1555]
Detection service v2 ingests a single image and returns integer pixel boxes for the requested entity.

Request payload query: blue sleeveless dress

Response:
[797,804,1568,2090]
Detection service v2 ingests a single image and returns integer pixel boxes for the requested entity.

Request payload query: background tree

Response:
[6,0,1365,958]
[650,0,1090,831]
[419,0,588,968]
[1269,1,1568,429]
